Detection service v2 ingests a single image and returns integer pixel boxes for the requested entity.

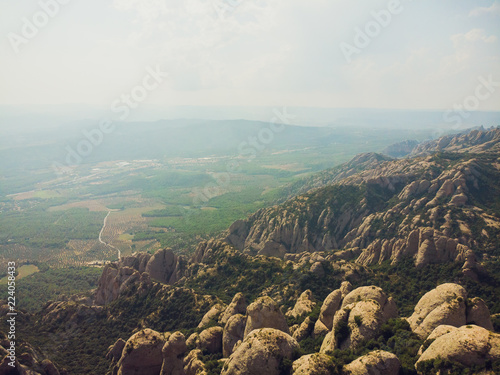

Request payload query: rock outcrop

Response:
[146,248,186,285]
[198,303,226,329]
[320,286,398,351]
[411,127,500,155]
[416,325,500,372]
[0,338,66,375]
[219,293,247,325]
[198,326,223,354]
[343,350,401,375]
[161,332,187,375]
[116,329,166,375]
[183,349,207,375]
[292,353,333,375]
[94,264,142,306]
[223,314,246,358]
[221,328,300,375]
[417,325,457,355]
[244,296,290,338]
[106,338,126,365]
[466,297,494,330]
[287,290,316,319]
[94,248,187,305]
[292,317,314,342]
[313,289,342,337]
[408,283,468,339]
[220,128,500,270]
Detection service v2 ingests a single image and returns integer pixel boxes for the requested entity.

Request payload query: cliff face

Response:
[224,128,500,269]
[94,249,186,306]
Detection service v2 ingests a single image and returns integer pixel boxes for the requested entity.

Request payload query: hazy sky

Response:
[1,0,499,112]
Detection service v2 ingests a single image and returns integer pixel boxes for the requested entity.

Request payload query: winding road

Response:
[99,211,121,260]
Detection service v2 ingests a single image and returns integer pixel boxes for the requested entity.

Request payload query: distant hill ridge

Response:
[223,126,500,270]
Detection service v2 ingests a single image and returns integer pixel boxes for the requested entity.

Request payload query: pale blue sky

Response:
[1,0,499,112]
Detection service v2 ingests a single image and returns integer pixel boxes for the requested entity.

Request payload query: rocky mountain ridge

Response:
[2,126,500,375]
[223,127,500,272]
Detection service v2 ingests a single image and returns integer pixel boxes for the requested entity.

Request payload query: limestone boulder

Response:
[161,331,187,375]
[219,293,247,325]
[292,353,333,375]
[317,289,342,331]
[416,325,500,371]
[466,297,494,331]
[292,317,314,342]
[343,350,401,375]
[106,338,126,364]
[408,283,467,339]
[244,296,289,338]
[198,326,223,354]
[198,303,226,329]
[223,314,246,358]
[310,262,325,277]
[340,281,353,297]
[146,248,184,285]
[312,319,329,339]
[186,333,199,349]
[320,287,398,352]
[94,264,141,306]
[221,328,300,375]
[183,349,207,375]
[341,286,398,319]
[117,329,166,375]
[417,325,457,355]
[287,290,316,319]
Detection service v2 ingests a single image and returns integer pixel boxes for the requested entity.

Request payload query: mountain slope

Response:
[224,127,500,271]
[2,127,500,375]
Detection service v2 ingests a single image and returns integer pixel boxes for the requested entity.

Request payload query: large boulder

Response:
[287,290,316,319]
[292,353,333,374]
[106,338,126,364]
[312,319,329,339]
[198,326,223,354]
[341,286,398,320]
[244,296,289,338]
[221,328,300,375]
[146,248,184,284]
[416,325,500,372]
[223,314,246,358]
[466,297,494,331]
[340,281,353,297]
[219,293,247,325]
[407,283,467,339]
[183,349,206,375]
[292,317,314,342]
[117,329,166,375]
[316,289,342,331]
[198,303,226,329]
[417,325,457,355]
[161,332,187,375]
[94,264,141,305]
[320,287,398,352]
[343,350,401,375]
